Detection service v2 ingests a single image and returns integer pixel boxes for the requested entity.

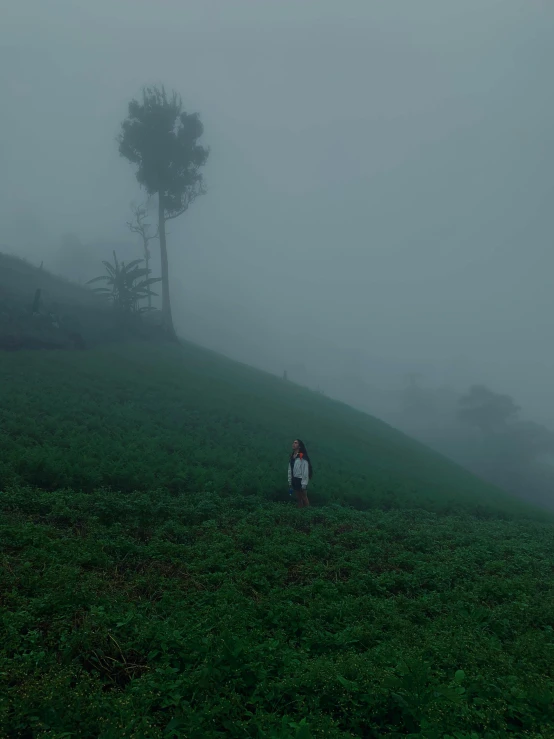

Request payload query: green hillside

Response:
[0,253,160,349]
[2,342,554,737]
[0,252,100,308]
[0,341,535,515]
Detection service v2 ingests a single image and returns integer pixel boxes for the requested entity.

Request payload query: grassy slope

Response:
[0,253,160,347]
[0,253,104,318]
[2,342,554,738]
[0,341,536,515]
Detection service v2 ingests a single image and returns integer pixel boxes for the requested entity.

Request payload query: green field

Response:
[2,342,554,738]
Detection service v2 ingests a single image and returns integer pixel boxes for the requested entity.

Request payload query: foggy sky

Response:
[2,0,554,422]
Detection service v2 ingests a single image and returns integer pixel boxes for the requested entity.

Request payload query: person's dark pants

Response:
[292,477,309,508]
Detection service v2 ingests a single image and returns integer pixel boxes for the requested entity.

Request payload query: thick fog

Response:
[2,0,554,425]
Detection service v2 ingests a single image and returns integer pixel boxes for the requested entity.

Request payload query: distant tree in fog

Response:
[458,384,520,434]
[118,86,209,339]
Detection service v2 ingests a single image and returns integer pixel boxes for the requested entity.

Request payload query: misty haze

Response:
[2,1,554,736]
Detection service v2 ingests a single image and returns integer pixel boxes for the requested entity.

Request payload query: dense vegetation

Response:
[2,343,554,737]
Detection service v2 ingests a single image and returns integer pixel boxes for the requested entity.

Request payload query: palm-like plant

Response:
[87,251,160,314]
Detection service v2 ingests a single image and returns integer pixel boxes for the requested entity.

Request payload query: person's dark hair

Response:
[294,439,313,479]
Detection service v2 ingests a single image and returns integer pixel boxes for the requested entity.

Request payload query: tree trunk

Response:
[144,241,152,311]
[158,194,177,340]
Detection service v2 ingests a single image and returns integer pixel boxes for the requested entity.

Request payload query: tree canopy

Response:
[118,86,209,218]
[458,384,520,434]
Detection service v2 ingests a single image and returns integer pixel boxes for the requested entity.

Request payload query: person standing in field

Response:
[288,439,313,508]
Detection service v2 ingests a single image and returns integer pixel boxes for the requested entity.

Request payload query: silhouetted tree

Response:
[118,86,209,338]
[458,385,520,434]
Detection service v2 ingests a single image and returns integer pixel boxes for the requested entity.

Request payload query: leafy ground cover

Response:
[1,342,554,737]
[2,488,554,738]
[0,342,534,516]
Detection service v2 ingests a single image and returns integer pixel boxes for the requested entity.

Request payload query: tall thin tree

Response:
[118,86,209,338]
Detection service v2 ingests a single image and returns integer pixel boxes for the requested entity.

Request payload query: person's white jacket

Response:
[288,454,310,490]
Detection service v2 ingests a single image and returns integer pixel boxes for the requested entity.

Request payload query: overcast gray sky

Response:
[1,0,553,420]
